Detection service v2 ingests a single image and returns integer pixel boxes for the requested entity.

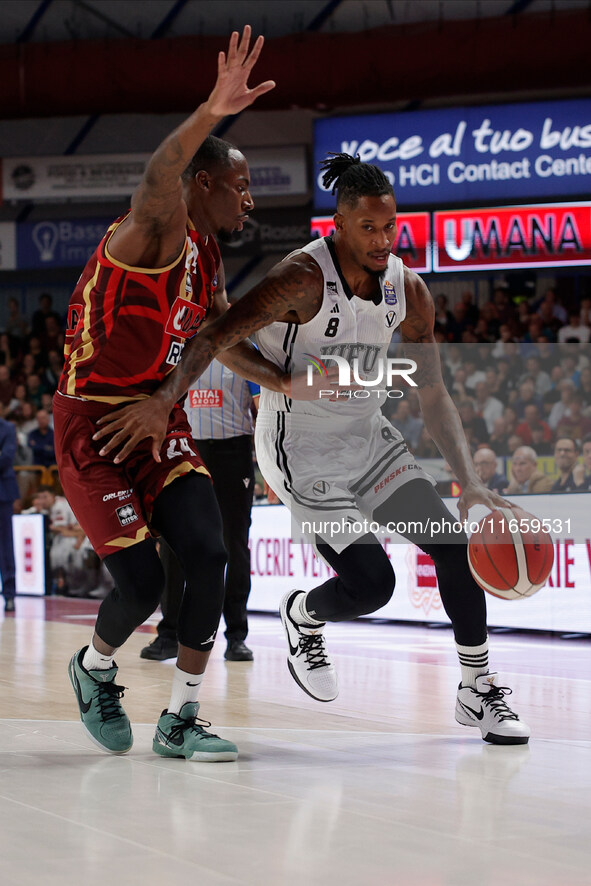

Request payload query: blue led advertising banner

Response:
[17,218,111,269]
[314,99,591,209]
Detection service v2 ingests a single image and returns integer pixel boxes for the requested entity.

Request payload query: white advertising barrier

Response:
[2,146,307,202]
[2,154,150,201]
[248,494,591,633]
[0,514,45,596]
[246,145,307,197]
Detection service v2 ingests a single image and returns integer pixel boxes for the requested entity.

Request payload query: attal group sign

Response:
[314,98,591,208]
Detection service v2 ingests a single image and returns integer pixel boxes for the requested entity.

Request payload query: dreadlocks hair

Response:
[181,135,237,182]
[320,152,394,209]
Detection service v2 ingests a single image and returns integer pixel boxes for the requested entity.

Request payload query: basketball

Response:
[468,507,554,600]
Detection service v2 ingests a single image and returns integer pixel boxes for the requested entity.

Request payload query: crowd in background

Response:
[385,285,591,468]
[0,293,63,485]
[2,281,591,594]
[3,286,591,477]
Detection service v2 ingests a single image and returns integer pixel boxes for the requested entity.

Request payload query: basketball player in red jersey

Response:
[56,27,285,760]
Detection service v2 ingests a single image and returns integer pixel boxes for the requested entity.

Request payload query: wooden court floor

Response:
[0,597,590,886]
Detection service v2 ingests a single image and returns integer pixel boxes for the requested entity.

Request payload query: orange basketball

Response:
[468,507,554,600]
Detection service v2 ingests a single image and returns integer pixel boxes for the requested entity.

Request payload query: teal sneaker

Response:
[68,647,133,755]
[153,702,238,762]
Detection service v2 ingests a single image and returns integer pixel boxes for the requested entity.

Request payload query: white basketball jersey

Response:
[255,236,406,422]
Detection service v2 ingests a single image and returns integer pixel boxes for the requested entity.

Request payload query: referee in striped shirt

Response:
[141,359,258,662]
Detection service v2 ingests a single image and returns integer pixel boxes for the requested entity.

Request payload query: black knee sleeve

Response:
[153,473,227,651]
[421,541,487,646]
[175,543,227,650]
[96,540,164,648]
[306,535,396,622]
[375,479,487,647]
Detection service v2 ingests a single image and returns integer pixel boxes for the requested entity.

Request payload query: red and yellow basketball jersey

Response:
[59,213,220,403]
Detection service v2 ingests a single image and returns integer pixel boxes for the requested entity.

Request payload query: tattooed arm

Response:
[216,340,287,388]
[107,27,274,269]
[200,262,290,391]
[400,267,510,521]
[94,253,324,462]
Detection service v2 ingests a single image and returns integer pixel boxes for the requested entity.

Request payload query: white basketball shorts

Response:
[255,410,433,552]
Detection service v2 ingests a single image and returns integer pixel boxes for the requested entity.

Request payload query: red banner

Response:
[434,202,591,271]
[311,211,431,273]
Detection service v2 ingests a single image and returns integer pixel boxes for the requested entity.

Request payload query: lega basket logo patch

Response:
[116,504,139,526]
[313,480,330,496]
[384,281,397,305]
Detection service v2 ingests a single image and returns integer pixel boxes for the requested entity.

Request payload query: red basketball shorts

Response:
[53,393,209,558]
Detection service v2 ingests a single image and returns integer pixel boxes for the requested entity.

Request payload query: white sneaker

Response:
[279,590,338,702]
[455,673,530,745]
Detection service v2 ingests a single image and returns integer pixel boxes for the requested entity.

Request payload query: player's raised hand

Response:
[206,25,275,118]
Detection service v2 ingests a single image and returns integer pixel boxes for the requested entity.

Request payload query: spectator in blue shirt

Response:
[0,405,20,612]
[27,409,55,468]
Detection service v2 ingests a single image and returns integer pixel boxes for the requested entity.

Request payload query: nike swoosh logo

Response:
[284,610,302,656]
[72,669,92,714]
[156,727,182,747]
[186,682,199,687]
[460,700,484,720]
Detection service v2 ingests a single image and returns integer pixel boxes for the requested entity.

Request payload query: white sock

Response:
[291,591,324,627]
[456,639,489,688]
[82,640,117,671]
[168,667,204,715]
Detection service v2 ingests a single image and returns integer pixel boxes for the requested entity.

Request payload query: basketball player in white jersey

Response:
[95,153,530,746]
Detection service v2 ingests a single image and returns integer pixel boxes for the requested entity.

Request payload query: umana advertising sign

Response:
[314,99,591,208]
